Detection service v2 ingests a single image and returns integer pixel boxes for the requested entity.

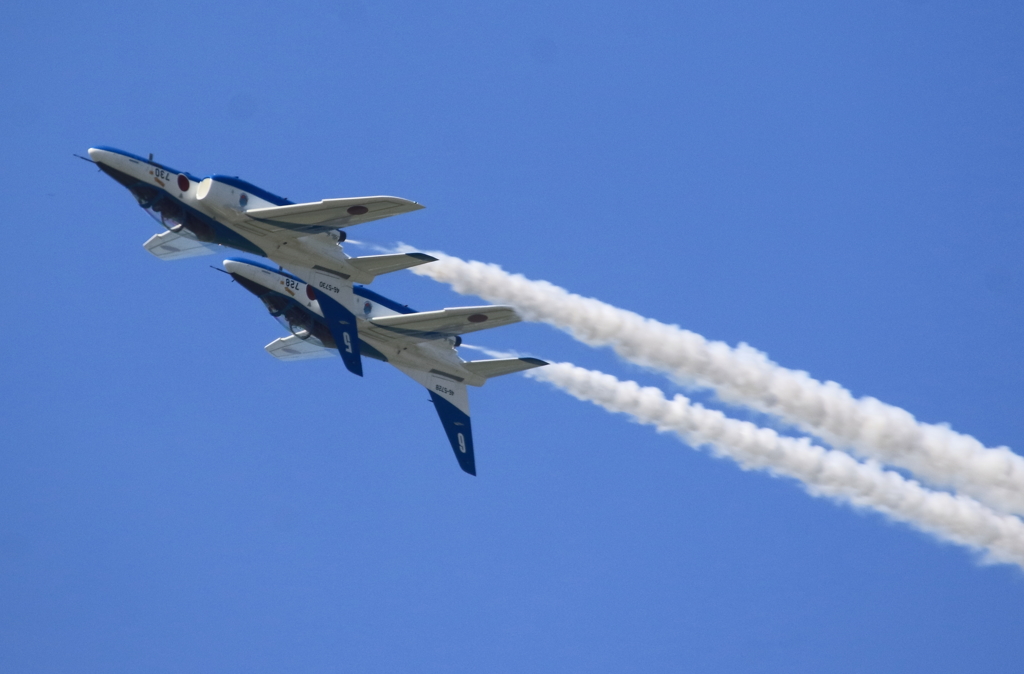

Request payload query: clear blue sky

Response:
[2,2,1023,672]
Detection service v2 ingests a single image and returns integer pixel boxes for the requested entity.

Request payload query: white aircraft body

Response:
[89,147,546,474]
[223,258,545,474]
[87,146,438,285]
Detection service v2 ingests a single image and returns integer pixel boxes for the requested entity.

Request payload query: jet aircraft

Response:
[87,146,437,285]
[88,147,546,474]
[223,258,546,474]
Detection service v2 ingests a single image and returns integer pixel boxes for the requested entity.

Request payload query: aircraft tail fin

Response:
[311,288,363,376]
[392,364,477,475]
[429,389,476,476]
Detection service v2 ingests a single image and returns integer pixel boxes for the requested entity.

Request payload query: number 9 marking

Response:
[457,433,467,454]
[342,332,353,353]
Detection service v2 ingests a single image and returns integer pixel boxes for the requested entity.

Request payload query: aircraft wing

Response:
[245,196,424,234]
[143,231,220,260]
[369,306,520,340]
[265,335,335,361]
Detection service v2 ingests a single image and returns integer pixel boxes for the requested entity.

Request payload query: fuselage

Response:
[90,147,538,476]
[88,146,371,283]
[89,146,280,257]
[223,258,472,381]
[91,146,477,381]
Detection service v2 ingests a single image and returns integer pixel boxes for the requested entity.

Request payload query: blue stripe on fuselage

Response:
[91,146,202,182]
[224,257,304,283]
[226,260,418,314]
[353,286,416,314]
[94,147,291,206]
[228,258,419,313]
[209,175,292,206]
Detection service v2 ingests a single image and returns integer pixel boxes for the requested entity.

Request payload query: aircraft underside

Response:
[88,145,547,475]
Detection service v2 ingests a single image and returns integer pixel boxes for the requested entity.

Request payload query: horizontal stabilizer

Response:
[265,335,335,361]
[143,231,219,260]
[347,253,437,278]
[370,306,520,339]
[463,357,548,379]
[245,196,424,233]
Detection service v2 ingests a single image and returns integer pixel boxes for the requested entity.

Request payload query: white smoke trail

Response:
[528,362,1024,569]
[401,249,1024,515]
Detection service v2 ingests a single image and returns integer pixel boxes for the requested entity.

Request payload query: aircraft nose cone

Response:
[222,259,246,274]
[88,147,143,189]
[87,147,111,164]
[223,259,274,297]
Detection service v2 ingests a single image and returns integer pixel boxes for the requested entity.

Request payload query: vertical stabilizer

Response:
[429,390,476,476]
[312,288,363,376]
[393,364,477,475]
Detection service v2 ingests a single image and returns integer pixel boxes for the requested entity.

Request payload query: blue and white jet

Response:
[222,258,546,475]
[89,147,546,474]
[88,146,439,284]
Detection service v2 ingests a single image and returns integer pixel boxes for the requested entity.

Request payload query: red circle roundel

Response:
[177,174,190,192]
[306,284,316,301]
[467,314,488,323]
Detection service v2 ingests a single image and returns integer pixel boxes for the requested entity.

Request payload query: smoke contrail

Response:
[402,250,1024,515]
[528,362,1024,568]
